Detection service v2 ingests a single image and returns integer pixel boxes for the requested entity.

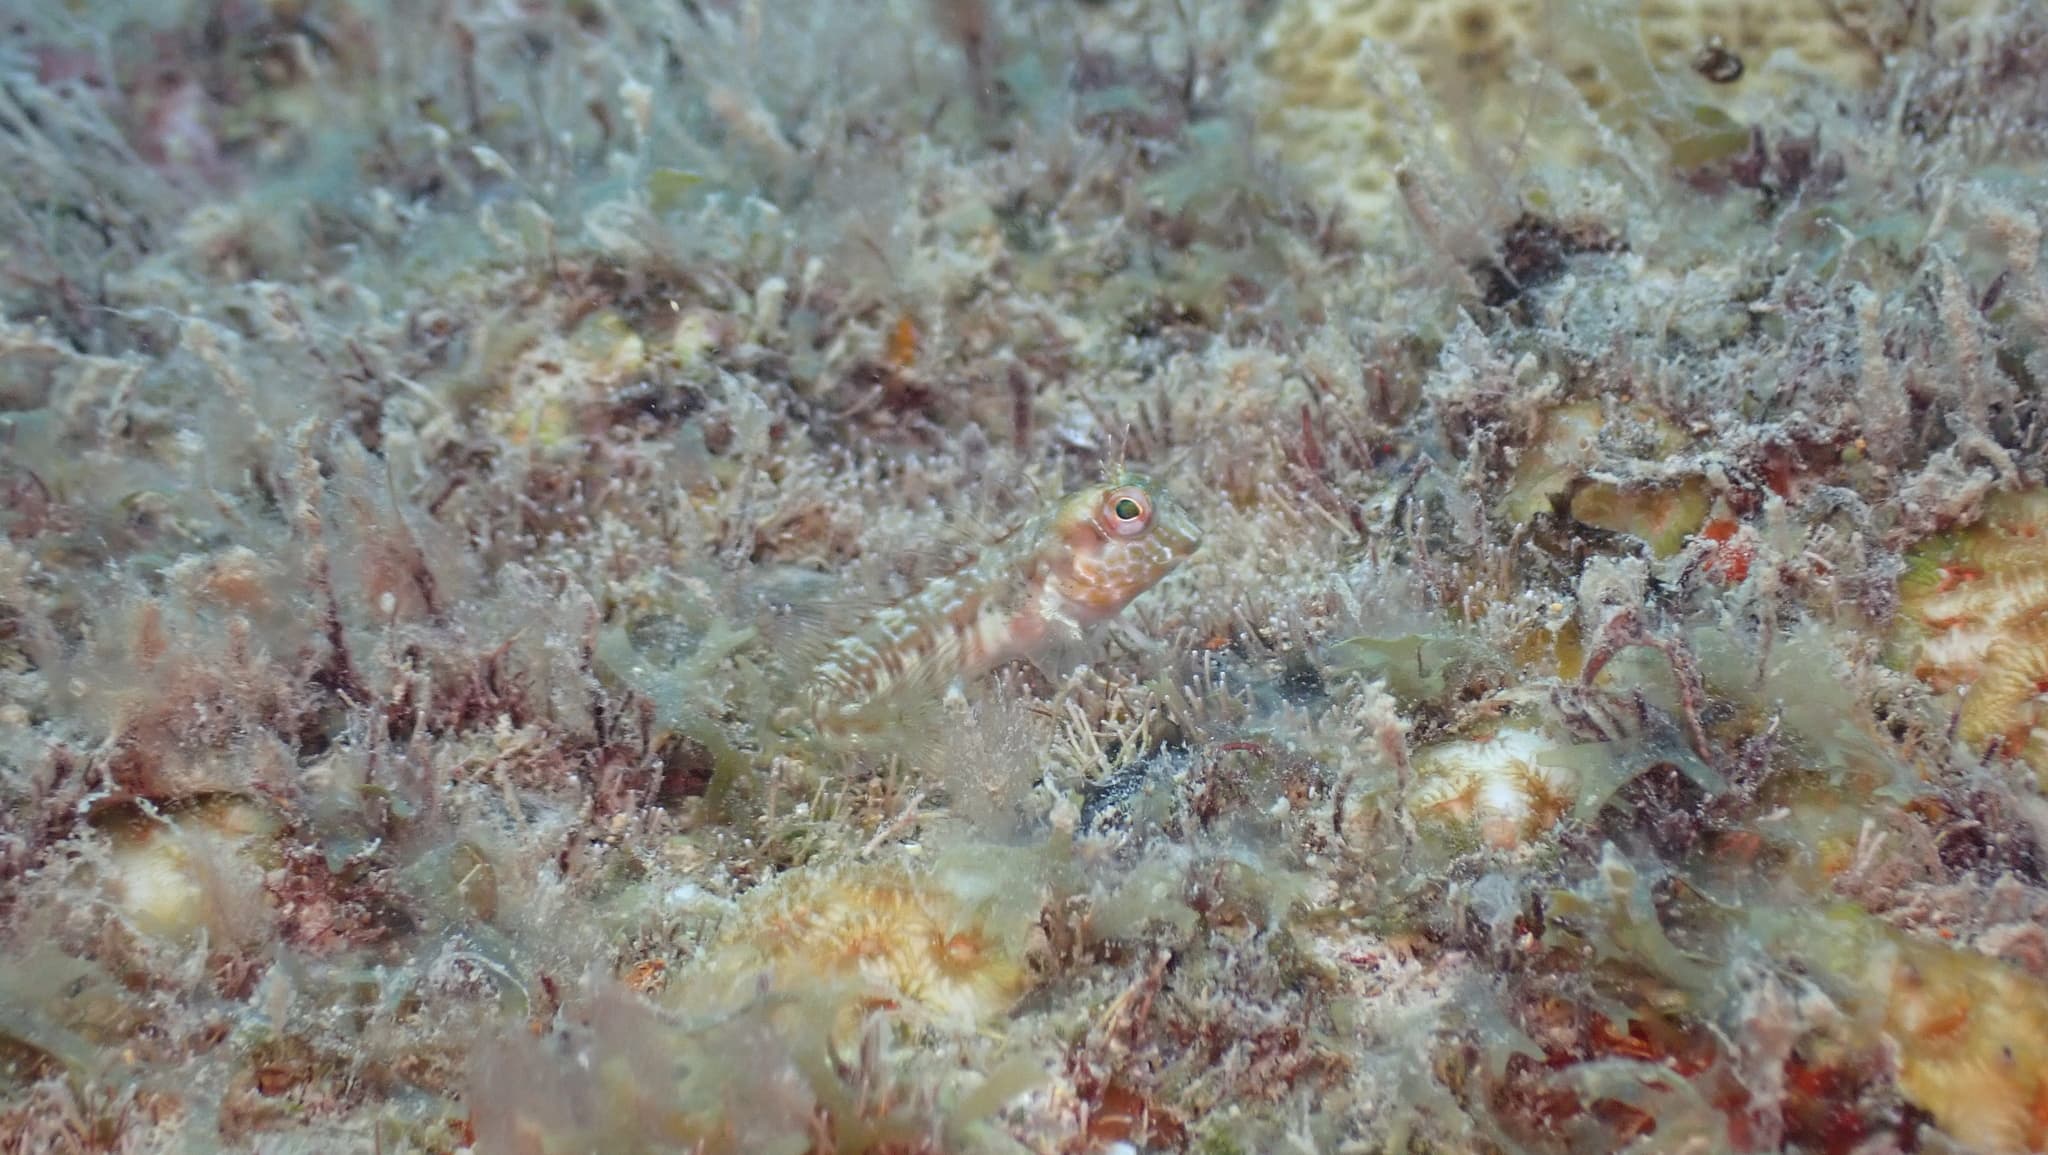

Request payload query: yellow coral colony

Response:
[1808,911,2048,1155]
[1253,0,1962,219]
[674,862,1027,1034]
[1895,490,2048,781]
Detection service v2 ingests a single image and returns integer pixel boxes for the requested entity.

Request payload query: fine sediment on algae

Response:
[3,0,2048,1151]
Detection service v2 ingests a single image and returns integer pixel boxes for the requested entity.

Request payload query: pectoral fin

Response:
[1023,613,1095,682]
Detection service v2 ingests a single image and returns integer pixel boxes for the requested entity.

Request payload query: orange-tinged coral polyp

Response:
[1409,727,1578,851]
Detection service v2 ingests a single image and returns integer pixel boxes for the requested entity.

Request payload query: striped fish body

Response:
[802,472,1201,733]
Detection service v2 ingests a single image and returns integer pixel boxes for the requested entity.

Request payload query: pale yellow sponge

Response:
[1254,0,1947,220]
[94,794,281,943]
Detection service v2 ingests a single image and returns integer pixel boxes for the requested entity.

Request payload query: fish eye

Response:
[1103,487,1151,537]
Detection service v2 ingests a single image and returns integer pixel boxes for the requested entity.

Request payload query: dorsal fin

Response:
[1105,429,1131,486]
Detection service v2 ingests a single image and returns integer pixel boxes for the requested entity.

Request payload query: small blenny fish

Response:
[804,471,1202,730]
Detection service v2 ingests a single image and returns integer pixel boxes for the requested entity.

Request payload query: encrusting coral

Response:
[3,0,2048,1150]
[1253,0,1976,220]
[1780,906,2048,1155]
[1895,488,2048,780]
[675,858,1031,1035]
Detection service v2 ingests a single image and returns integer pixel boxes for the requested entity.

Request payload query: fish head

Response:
[1043,471,1202,625]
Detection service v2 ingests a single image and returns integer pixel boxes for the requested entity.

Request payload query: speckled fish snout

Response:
[1147,491,1203,562]
[1119,491,1201,594]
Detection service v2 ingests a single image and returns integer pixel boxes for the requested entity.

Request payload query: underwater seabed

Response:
[4,0,2048,1150]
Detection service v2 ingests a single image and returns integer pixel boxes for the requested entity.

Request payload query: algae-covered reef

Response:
[3,0,2048,1150]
